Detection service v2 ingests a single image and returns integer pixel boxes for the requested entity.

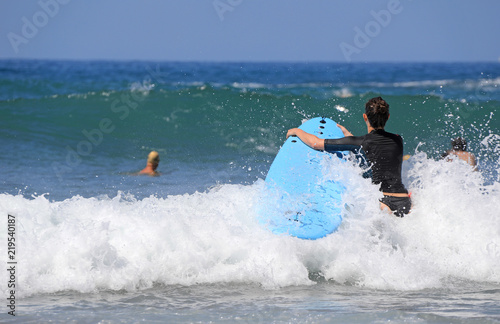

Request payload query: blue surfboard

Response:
[260,117,346,240]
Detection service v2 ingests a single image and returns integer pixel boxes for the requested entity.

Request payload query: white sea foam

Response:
[129,80,155,94]
[1,154,499,297]
[481,134,500,155]
[391,79,452,88]
[334,105,349,112]
[333,88,354,98]
[322,153,500,290]
[231,82,267,89]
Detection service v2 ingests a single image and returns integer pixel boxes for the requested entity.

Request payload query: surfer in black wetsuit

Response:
[286,97,411,217]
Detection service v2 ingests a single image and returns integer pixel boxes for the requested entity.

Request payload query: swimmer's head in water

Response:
[147,151,160,165]
[365,97,390,129]
[451,137,467,151]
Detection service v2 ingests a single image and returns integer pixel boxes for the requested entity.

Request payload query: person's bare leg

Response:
[380,202,392,214]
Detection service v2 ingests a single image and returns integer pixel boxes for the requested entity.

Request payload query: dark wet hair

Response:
[365,97,389,129]
[451,137,467,151]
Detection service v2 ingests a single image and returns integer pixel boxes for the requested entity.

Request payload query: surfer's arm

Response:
[286,128,325,150]
[324,136,364,153]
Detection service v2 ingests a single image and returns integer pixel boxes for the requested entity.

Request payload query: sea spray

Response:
[2,152,499,298]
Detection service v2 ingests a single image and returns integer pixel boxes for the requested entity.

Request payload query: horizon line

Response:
[1,57,499,64]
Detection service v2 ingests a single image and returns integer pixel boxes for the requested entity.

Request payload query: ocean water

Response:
[0,60,499,323]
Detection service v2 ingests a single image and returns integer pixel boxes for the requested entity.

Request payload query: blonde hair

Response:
[147,151,160,165]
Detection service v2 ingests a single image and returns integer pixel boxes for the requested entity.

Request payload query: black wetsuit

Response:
[324,129,411,217]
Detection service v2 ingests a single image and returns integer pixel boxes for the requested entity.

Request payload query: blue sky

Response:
[1,0,499,62]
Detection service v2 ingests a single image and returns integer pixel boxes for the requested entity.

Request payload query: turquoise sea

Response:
[1,60,499,323]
